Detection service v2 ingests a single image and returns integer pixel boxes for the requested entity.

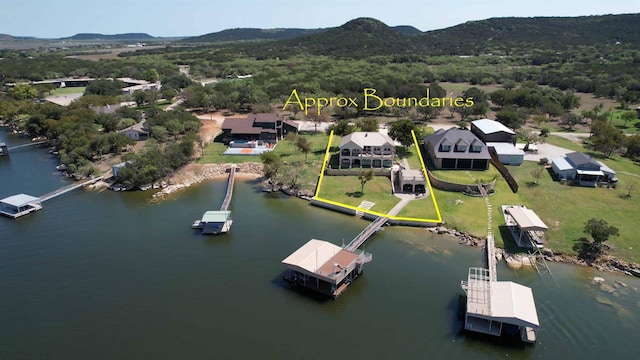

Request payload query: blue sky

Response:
[1,0,638,38]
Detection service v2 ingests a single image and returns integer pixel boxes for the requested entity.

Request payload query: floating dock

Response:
[0,194,43,218]
[0,176,102,219]
[193,165,236,235]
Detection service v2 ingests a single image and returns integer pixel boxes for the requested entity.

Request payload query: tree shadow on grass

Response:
[345,191,363,198]
[524,181,539,188]
[572,237,599,264]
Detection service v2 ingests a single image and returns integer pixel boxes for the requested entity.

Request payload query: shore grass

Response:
[318,176,399,213]
[396,196,440,220]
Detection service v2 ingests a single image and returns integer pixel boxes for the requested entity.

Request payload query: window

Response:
[455,144,467,152]
[470,144,483,153]
[440,144,451,152]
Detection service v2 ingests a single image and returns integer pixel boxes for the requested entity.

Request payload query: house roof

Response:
[339,132,394,148]
[487,142,525,156]
[120,121,148,134]
[566,152,600,169]
[506,206,548,231]
[252,113,281,123]
[221,113,284,135]
[472,119,515,135]
[283,120,300,130]
[489,281,540,328]
[425,128,491,160]
[282,239,343,274]
[282,239,360,283]
[551,157,573,171]
[597,161,616,176]
[0,194,40,207]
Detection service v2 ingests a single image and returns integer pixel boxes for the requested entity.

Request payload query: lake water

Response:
[1,127,639,359]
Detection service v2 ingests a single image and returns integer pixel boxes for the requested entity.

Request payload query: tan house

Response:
[339,132,395,168]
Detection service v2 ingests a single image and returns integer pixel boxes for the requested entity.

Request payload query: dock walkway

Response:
[39,176,103,203]
[345,216,388,252]
[219,165,236,211]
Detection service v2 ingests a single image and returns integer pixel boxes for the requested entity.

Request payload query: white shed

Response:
[487,142,525,166]
[551,157,575,180]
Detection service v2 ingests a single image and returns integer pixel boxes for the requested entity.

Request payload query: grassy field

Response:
[318,176,399,213]
[434,156,640,262]
[430,164,500,184]
[51,86,86,95]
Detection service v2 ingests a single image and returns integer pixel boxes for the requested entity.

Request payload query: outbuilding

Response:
[487,142,525,166]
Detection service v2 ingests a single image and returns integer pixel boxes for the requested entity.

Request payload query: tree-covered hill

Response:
[246,18,417,58]
[62,33,156,41]
[418,14,640,54]
[391,25,422,35]
[182,28,326,43]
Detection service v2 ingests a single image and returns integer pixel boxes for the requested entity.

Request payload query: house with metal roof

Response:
[424,128,491,170]
[0,194,43,218]
[551,152,617,187]
[119,121,149,141]
[221,113,299,145]
[471,119,516,144]
[338,132,395,168]
[281,239,372,298]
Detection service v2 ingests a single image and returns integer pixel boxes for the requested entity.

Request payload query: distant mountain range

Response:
[62,33,156,41]
[1,13,639,54]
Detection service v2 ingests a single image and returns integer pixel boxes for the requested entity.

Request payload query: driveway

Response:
[523,143,574,162]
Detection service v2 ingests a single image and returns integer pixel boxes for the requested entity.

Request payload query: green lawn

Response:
[429,164,500,184]
[435,157,640,263]
[396,145,424,170]
[51,86,85,95]
[396,196,440,220]
[318,176,399,214]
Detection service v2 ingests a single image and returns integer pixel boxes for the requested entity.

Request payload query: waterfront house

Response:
[221,113,299,145]
[471,119,516,144]
[551,152,617,187]
[424,128,490,170]
[338,132,395,168]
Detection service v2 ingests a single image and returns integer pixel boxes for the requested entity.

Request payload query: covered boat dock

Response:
[0,194,43,218]
[192,210,232,235]
[282,239,372,298]
[503,205,548,249]
[461,267,539,343]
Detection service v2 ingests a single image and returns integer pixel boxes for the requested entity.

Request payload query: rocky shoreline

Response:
[151,162,264,200]
[428,226,640,278]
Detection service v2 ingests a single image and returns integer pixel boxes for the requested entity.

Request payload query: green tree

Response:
[260,151,282,180]
[530,166,545,185]
[326,120,356,136]
[356,118,379,132]
[358,170,374,193]
[307,110,329,133]
[624,134,640,159]
[8,84,38,100]
[295,136,311,162]
[620,110,638,127]
[583,218,619,254]
[561,113,581,130]
[388,119,417,148]
[141,69,160,83]
[591,121,624,158]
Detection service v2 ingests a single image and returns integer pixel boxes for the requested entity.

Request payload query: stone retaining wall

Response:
[427,170,496,193]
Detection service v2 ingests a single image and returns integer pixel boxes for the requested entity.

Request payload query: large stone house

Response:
[338,132,395,168]
[424,128,491,170]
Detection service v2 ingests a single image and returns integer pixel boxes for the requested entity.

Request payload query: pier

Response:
[460,185,540,344]
[345,216,388,251]
[0,176,102,219]
[192,165,236,235]
[5,141,50,153]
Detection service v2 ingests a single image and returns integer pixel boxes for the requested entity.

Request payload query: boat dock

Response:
[281,215,386,299]
[0,176,103,219]
[459,187,541,344]
[193,165,236,235]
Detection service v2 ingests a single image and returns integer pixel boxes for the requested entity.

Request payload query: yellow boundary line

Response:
[314,130,442,223]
